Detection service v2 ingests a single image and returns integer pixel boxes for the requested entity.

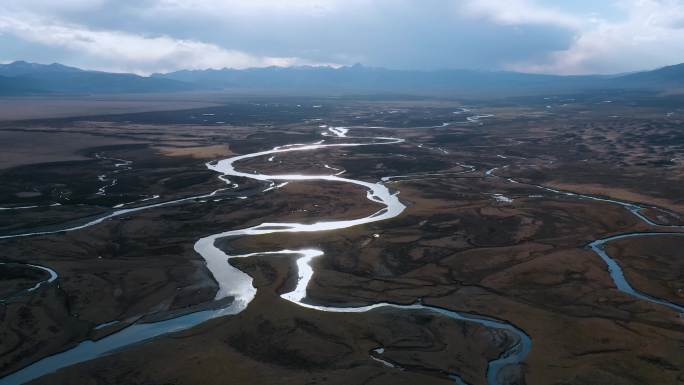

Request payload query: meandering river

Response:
[4,123,681,385]
[0,127,530,385]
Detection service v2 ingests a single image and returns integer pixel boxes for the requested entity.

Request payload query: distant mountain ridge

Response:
[0,61,83,78]
[1,60,683,96]
[151,64,609,94]
[615,63,684,88]
[0,61,194,95]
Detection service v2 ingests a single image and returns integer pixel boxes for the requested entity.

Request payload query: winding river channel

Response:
[1,123,681,385]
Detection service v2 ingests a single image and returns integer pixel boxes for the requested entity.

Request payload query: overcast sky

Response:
[1,0,684,75]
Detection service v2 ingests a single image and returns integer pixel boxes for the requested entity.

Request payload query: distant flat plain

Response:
[0,93,224,121]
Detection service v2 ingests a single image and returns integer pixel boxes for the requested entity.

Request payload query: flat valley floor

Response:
[0,93,683,385]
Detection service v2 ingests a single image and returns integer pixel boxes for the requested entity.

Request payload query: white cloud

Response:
[1,0,108,12]
[0,8,331,74]
[459,0,583,29]
[462,0,684,74]
[153,0,342,15]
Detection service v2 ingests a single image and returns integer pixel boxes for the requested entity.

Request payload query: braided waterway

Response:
[1,126,530,385]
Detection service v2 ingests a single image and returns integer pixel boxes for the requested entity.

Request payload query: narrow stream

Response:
[589,233,684,313]
[0,188,230,240]
[0,262,58,302]
[487,167,684,315]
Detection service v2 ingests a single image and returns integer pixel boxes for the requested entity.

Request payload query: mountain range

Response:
[1,60,683,96]
[0,61,194,95]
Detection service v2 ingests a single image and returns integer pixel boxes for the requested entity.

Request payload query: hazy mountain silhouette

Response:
[616,63,684,89]
[1,61,683,95]
[154,63,684,94]
[0,61,195,95]
[152,64,608,94]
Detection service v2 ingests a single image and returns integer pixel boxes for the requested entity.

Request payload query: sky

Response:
[1,0,684,75]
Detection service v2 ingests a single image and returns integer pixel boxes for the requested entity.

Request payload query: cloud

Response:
[152,0,342,16]
[130,0,575,71]
[0,8,330,74]
[0,0,577,73]
[463,0,684,74]
[459,0,582,29]
[0,0,683,75]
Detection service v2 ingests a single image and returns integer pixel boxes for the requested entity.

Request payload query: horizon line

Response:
[2,59,676,78]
